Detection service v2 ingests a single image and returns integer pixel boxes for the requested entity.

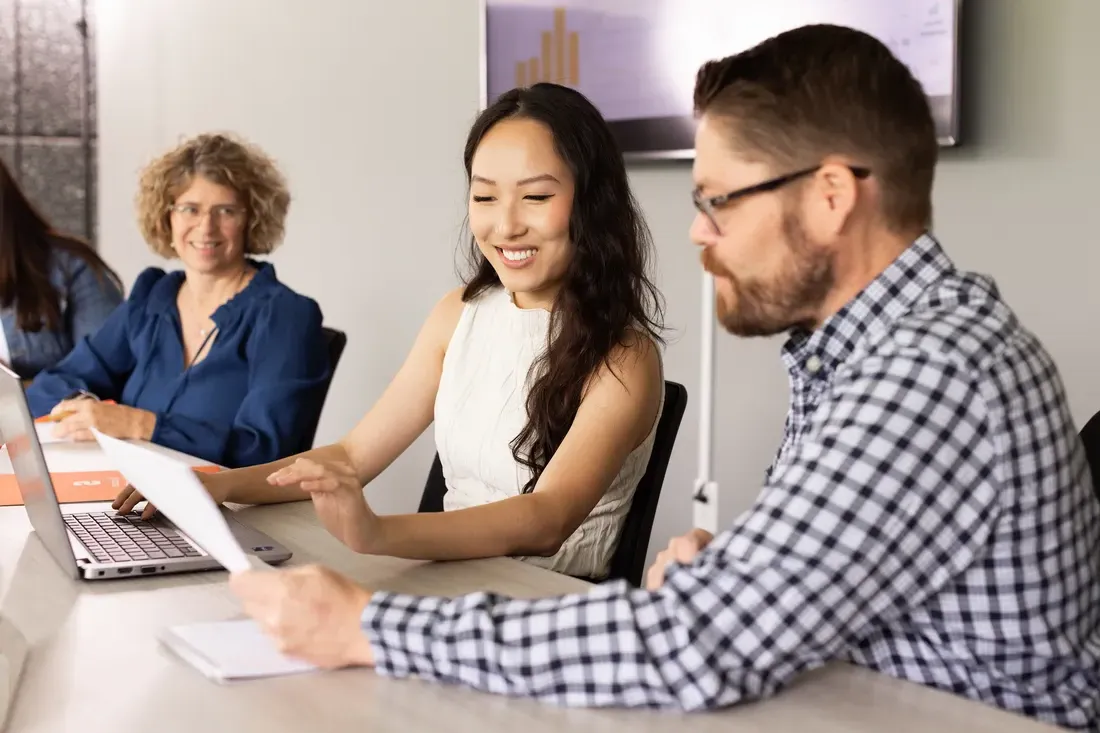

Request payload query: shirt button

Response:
[805,355,823,374]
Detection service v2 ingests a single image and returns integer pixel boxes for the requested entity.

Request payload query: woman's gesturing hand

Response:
[267,457,379,553]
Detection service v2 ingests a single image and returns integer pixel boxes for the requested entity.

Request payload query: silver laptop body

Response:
[0,365,292,580]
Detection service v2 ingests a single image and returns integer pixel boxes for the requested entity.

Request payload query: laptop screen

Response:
[0,366,80,578]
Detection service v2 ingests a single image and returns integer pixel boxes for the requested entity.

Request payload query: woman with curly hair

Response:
[25,133,331,468]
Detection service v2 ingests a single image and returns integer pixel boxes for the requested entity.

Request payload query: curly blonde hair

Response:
[135,132,291,258]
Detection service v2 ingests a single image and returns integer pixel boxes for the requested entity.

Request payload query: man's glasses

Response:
[693,165,871,235]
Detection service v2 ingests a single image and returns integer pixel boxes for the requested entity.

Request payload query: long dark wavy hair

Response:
[461,83,664,493]
[0,157,121,331]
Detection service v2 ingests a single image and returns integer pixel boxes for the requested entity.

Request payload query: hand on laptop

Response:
[112,469,228,520]
[266,458,378,553]
[644,528,715,590]
[229,563,375,669]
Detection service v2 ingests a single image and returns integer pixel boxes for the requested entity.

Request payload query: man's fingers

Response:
[645,550,670,590]
[687,528,715,548]
[670,536,701,564]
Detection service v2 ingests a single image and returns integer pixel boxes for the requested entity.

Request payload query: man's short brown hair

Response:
[694,24,937,233]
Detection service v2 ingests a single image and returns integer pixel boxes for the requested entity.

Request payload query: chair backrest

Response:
[418,453,446,513]
[1079,409,1100,502]
[606,380,687,586]
[300,326,348,450]
[417,380,689,586]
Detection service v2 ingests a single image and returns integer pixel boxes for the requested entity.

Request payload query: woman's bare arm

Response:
[208,288,466,506]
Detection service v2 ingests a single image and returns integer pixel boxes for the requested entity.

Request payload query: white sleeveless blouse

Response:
[434,286,662,579]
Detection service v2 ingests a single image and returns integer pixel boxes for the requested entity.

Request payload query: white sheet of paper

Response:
[90,429,253,573]
[160,618,316,683]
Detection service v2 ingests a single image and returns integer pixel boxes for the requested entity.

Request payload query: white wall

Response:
[96,0,1100,563]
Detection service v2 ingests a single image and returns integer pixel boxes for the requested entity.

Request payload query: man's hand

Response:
[229,564,375,669]
[267,457,379,553]
[51,399,155,442]
[645,528,715,590]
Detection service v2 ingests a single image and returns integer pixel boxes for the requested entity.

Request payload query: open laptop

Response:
[0,364,292,580]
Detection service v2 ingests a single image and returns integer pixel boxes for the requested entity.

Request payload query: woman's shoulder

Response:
[46,237,112,278]
[245,262,321,317]
[251,259,316,301]
[593,328,664,394]
[421,285,471,351]
[128,265,178,302]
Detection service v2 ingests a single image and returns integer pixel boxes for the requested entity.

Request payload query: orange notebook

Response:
[0,466,221,507]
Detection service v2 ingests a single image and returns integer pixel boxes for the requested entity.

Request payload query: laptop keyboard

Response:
[64,512,204,564]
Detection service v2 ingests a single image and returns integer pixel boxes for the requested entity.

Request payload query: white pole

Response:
[693,270,719,533]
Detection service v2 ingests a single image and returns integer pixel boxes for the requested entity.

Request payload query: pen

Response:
[33,398,115,424]
[36,411,75,424]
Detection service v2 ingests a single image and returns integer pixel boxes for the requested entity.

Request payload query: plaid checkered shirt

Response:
[362,234,1100,730]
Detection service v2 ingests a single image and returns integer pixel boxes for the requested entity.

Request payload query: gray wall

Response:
[95,0,1100,563]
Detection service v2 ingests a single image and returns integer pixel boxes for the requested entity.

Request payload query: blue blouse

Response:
[1,244,124,379]
[25,260,331,468]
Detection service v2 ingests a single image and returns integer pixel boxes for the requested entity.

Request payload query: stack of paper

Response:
[160,618,317,683]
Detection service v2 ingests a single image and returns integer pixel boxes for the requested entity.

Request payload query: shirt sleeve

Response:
[149,292,330,468]
[25,268,161,417]
[64,255,124,345]
[361,351,1002,709]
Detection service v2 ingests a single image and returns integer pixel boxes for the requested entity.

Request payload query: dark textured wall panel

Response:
[0,0,16,136]
[19,139,89,239]
[4,0,97,242]
[17,0,85,137]
[0,143,14,172]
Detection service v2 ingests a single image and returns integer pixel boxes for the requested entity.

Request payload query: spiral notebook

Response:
[160,618,317,683]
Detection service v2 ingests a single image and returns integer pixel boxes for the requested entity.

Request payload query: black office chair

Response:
[300,326,348,450]
[1078,409,1100,502]
[418,380,688,587]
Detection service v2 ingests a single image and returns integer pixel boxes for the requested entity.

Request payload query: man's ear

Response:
[804,163,861,240]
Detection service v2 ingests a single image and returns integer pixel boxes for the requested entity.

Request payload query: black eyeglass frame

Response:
[693,165,871,235]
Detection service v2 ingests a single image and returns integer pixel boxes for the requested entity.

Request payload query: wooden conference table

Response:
[0,440,1064,732]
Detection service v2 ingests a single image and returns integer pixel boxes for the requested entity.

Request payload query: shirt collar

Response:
[146,259,278,320]
[781,232,954,379]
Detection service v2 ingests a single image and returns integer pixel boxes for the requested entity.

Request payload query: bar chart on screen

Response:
[484,0,961,156]
[512,7,579,88]
[486,0,679,122]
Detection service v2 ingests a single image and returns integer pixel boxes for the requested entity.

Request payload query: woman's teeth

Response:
[501,248,535,261]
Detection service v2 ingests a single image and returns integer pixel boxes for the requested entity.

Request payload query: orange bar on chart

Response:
[541,30,552,84]
[553,8,566,83]
[568,31,579,84]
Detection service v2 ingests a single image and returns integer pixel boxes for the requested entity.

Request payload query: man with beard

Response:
[229,23,1100,730]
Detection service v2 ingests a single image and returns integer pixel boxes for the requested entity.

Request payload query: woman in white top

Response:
[113,83,666,580]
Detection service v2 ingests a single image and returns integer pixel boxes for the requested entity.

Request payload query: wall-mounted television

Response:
[480,0,962,161]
